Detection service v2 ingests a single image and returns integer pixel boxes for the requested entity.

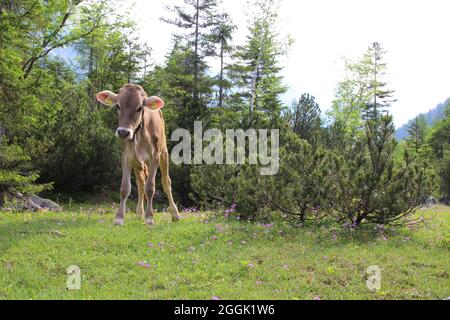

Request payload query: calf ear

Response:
[144,96,165,111]
[96,91,118,107]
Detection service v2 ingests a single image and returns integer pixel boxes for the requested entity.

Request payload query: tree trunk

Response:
[193,0,200,105]
[218,38,224,108]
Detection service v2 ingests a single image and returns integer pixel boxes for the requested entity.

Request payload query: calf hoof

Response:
[145,218,155,226]
[114,218,124,226]
[172,215,181,222]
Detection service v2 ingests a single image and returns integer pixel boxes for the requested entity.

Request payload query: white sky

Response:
[119,0,450,127]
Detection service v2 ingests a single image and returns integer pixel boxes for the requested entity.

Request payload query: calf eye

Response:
[136,107,143,113]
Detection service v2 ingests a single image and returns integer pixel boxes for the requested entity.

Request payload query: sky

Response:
[116,0,450,127]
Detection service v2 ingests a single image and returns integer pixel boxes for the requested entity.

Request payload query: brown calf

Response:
[96,84,180,226]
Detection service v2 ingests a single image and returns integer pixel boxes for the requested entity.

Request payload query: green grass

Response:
[0,203,449,300]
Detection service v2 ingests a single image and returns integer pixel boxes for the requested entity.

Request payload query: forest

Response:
[1,0,449,228]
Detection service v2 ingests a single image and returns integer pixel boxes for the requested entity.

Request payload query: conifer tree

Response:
[289,93,322,146]
[228,0,290,126]
[406,115,428,154]
[163,0,223,107]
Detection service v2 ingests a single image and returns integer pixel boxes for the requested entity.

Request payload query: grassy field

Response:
[0,202,449,300]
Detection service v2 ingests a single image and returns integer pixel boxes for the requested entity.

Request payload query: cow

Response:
[96,84,180,226]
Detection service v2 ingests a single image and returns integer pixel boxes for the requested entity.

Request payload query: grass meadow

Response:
[0,201,448,300]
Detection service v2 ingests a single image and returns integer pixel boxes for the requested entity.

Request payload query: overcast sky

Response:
[120,0,450,127]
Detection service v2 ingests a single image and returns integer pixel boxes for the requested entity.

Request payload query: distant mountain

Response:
[395,98,450,140]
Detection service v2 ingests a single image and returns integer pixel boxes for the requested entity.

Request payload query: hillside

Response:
[396,98,450,140]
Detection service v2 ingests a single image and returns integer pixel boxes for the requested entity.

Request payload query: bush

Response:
[328,115,435,226]
[190,132,336,223]
[438,150,450,197]
[191,116,435,228]
[38,85,121,191]
[0,144,51,199]
[269,133,336,224]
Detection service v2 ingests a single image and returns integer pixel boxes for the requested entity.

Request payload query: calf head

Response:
[96,84,165,141]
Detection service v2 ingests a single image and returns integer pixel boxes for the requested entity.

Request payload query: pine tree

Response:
[290,93,322,145]
[329,43,435,226]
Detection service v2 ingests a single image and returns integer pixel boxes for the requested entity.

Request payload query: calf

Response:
[96,84,180,226]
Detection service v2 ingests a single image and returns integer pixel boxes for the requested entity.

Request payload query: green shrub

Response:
[38,85,121,191]
[0,144,51,197]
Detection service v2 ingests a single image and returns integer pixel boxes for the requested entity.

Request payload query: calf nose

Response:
[117,129,130,138]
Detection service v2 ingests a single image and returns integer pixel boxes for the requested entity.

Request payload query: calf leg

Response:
[160,150,180,222]
[144,154,160,226]
[134,162,147,219]
[116,156,132,226]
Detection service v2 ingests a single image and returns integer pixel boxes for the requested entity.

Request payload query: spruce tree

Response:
[163,0,223,107]
[208,14,236,108]
[406,115,428,154]
[228,0,289,126]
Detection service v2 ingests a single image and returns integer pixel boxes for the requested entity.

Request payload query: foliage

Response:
[428,103,450,196]
[406,115,428,154]
[38,85,121,191]
[329,114,435,226]
[326,44,435,226]
[0,1,447,229]
[327,43,395,135]
[228,0,290,127]
[288,93,323,146]
[269,133,335,224]
[0,145,51,196]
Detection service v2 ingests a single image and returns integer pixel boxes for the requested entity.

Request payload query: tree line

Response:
[0,0,448,227]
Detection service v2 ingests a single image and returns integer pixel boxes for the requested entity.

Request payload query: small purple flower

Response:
[248,263,255,268]
[255,280,263,285]
[212,236,218,241]
[332,233,338,241]
[313,295,321,301]
[147,242,154,248]
[137,261,151,269]
[211,296,221,301]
